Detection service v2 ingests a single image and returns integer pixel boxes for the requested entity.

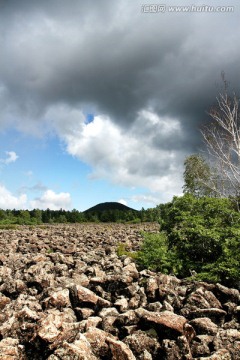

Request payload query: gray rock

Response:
[53,335,98,359]
[0,223,239,359]
[124,330,161,357]
[198,348,231,359]
[161,336,192,360]
[191,335,213,357]
[135,308,195,340]
[85,327,114,358]
[215,283,240,303]
[213,328,240,359]
[0,337,26,360]
[189,317,218,335]
[189,308,227,325]
[107,337,136,359]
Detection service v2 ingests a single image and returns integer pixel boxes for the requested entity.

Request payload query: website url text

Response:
[141,4,234,13]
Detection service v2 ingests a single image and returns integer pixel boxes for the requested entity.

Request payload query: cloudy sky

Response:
[0,0,239,210]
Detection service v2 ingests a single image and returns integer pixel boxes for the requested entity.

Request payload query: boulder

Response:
[85,327,114,357]
[107,337,136,360]
[136,308,195,340]
[189,317,218,335]
[160,336,192,360]
[189,308,227,325]
[52,335,98,360]
[0,223,239,359]
[214,283,240,303]
[213,328,240,359]
[0,337,25,360]
[198,348,231,359]
[124,330,160,358]
[191,335,214,357]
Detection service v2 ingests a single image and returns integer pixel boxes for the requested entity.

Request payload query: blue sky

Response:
[0,127,155,210]
[0,0,239,211]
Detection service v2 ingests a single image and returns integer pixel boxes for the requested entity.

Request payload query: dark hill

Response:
[84,202,138,213]
[83,202,139,222]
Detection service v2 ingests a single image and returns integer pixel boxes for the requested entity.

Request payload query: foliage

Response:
[183,154,215,197]
[117,243,138,259]
[136,232,179,274]
[0,206,159,225]
[117,243,128,256]
[140,194,240,287]
[199,228,240,287]
[0,224,18,230]
[84,209,139,223]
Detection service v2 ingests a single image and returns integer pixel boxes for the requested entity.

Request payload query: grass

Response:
[116,243,138,259]
[0,224,18,230]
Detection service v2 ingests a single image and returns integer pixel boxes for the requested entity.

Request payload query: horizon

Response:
[0,200,151,213]
[0,1,239,211]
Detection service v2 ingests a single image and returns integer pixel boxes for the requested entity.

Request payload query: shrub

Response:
[157,194,240,286]
[199,229,240,287]
[136,232,180,274]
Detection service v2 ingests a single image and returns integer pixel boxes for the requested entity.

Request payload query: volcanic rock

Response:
[0,223,239,359]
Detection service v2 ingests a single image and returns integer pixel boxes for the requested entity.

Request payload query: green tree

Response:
[0,210,7,222]
[183,154,215,197]
[31,209,42,224]
[18,210,31,224]
[42,208,52,223]
[201,229,240,286]
[68,209,85,222]
[57,214,67,223]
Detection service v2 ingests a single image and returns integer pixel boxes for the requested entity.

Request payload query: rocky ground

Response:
[0,223,239,359]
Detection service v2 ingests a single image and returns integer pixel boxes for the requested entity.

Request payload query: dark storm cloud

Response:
[0,0,240,155]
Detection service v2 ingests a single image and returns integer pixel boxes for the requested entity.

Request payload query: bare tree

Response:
[201,74,240,199]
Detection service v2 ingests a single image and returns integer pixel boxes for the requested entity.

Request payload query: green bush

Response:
[199,228,240,287]
[136,232,180,274]
[138,195,240,287]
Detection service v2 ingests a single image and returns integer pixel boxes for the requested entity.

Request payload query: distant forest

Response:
[0,206,160,225]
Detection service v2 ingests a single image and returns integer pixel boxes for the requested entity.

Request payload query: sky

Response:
[0,0,240,211]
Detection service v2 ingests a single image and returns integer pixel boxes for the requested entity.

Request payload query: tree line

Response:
[0,207,160,225]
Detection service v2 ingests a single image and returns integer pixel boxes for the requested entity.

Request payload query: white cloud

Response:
[30,189,72,210]
[131,190,181,207]
[1,104,184,206]
[50,107,186,200]
[0,151,19,164]
[0,183,72,210]
[0,184,27,210]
